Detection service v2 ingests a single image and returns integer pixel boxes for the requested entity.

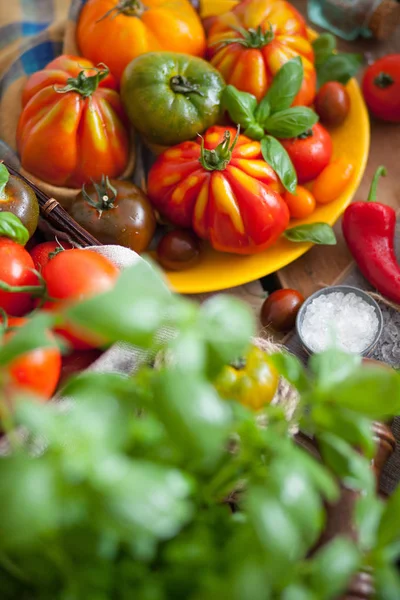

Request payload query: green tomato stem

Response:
[54,64,110,98]
[97,0,145,21]
[82,175,118,214]
[199,127,240,172]
[169,75,204,97]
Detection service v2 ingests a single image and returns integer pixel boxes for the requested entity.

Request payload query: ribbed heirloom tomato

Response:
[17,55,130,188]
[77,0,206,81]
[147,126,289,255]
[206,0,316,104]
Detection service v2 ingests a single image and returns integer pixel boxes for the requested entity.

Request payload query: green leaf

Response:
[378,484,400,547]
[243,122,265,141]
[0,312,56,367]
[375,566,400,600]
[263,57,304,114]
[66,258,173,347]
[264,107,318,139]
[355,493,385,552]
[333,366,400,419]
[222,85,258,129]
[268,351,309,393]
[318,432,375,492]
[284,223,337,245]
[261,136,297,193]
[309,537,361,600]
[199,295,255,376]
[317,53,363,88]
[153,370,231,469]
[254,95,271,127]
[309,348,361,390]
[312,33,336,66]
[283,585,318,600]
[0,213,29,246]
[0,163,9,197]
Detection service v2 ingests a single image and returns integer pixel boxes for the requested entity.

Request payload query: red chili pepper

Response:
[342,166,400,303]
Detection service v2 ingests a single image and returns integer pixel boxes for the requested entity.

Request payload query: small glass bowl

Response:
[295,285,383,357]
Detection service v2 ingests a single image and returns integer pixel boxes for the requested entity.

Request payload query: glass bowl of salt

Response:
[296,285,383,356]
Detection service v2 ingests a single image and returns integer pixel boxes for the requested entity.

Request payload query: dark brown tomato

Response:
[0,168,39,238]
[157,229,201,271]
[70,177,156,253]
[261,289,304,332]
[314,82,351,127]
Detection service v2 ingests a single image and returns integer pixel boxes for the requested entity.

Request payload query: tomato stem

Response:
[210,23,274,51]
[170,76,204,97]
[0,280,45,297]
[199,127,240,171]
[374,72,394,89]
[97,0,145,22]
[366,165,387,203]
[82,175,117,215]
[54,64,110,98]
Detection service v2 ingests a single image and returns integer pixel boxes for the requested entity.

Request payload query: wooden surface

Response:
[277,0,400,298]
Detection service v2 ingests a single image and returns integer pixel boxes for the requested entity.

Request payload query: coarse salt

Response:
[300,292,379,354]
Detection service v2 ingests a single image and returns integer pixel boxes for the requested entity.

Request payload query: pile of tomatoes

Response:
[14,0,397,270]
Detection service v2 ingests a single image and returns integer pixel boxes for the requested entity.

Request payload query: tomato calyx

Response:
[211,24,274,51]
[297,129,314,140]
[374,72,395,89]
[82,175,117,215]
[170,75,204,97]
[199,127,240,171]
[54,64,110,98]
[97,0,145,22]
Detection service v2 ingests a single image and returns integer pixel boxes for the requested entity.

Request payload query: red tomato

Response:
[30,241,74,272]
[0,239,38,317]
[147,126,289,255]
[42,249,119,350]
[280,123,333,184]
[4,317,61,401]
[362,54,400,123]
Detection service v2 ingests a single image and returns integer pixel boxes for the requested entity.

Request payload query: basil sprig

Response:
[222,58,318,192]
[284,223,337,245]
[0,212,29,246]
[312,33,363,88]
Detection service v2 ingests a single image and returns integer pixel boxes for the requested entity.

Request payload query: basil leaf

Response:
[261,136,297,193]
[243,122,264,141]
[264,57,304,114]
[317,53,363,87]
[284,223,337,245]
[264,107,319,139]
[0,163,9,197]
[312,33,336,66]
[254,95,271,127]
[0,212,29,245]
[222,85,258,128]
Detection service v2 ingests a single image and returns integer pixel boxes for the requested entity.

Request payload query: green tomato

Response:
[121,52,225,148]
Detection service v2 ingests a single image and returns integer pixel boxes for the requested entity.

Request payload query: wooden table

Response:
[278,0,400,297]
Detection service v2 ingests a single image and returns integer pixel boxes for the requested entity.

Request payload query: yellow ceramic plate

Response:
[164,46,370,294]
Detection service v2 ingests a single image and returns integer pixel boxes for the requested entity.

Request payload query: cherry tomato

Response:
[0,239,38,317]
[283,186,316,220]
[3,317,61,401]
[314,82,351,127]
[260,289,304,332]
[70,177,156,254]
[157,230,201,271]
[280,123,333,184]
[312,159,354,204]
[362,54,400,122]
[30,241,73,272]
[42,249,119,350]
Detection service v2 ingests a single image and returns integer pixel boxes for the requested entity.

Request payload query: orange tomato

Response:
[312,159,354,205]
[283,186,316,219]
[17,55,130,189]
[206,0,316,104]
[147,126,289,255]
[77,0,206,81]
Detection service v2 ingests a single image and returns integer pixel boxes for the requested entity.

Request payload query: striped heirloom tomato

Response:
[206,0,316,105]
[147,126,290,255]
[17,55,130,188]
